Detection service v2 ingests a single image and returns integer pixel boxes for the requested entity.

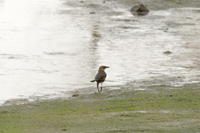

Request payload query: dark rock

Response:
[164,51,172,55]
[90,12,96,14]
[72,94,79,97]
[131,4,149,16]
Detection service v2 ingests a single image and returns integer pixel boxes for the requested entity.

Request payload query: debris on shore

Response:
[164,51,172,55]
[130,4,149,16]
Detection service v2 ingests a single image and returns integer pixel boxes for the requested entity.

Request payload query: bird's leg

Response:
[100,82,103,92]
[97,82,100,93]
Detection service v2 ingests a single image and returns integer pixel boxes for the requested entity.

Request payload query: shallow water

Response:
[0,0,200,105]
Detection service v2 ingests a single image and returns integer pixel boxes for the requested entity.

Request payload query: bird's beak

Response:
[105,66,109,68]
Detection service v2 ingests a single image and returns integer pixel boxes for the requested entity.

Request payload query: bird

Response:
[90,66,109,93]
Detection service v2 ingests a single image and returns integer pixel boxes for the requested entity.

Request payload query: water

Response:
[0,0,200,105]
[0,0,92,104]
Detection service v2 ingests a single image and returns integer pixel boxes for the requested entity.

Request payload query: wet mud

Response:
[1,0,200,105]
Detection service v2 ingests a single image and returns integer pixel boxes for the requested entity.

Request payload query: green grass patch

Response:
[0,83,200,132]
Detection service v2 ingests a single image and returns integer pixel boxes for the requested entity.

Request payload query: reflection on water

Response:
[0,0,200,105]
[0,0,93,104]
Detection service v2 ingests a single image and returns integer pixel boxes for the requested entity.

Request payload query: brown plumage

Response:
[90,66,109,93]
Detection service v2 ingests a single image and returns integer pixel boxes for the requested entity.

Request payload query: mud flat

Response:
[1,0,200,105]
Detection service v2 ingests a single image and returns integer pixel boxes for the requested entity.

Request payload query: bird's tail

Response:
[90,80,96,82]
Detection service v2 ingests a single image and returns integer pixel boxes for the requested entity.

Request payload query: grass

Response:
[0,83,200,133]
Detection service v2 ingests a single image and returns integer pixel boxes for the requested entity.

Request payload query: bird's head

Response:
[99,66,109,71]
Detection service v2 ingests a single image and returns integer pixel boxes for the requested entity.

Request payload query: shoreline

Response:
[1,0,200,107]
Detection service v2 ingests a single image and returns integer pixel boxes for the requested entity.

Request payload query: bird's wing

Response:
[95,71,106,80]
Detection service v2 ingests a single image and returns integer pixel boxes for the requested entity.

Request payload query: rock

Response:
[90,12,96,14]
[130,4,149,16]
[164,51,172,55]
[72,94,79,97]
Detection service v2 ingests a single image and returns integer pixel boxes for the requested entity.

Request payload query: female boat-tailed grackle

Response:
[90,66,109,93]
